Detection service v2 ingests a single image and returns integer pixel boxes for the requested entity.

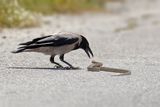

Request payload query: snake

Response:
[87,60,131,76]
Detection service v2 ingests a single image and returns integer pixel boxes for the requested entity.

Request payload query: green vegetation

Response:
[0,0,39,28]
[18,0,107,14]
[0,0,110,28]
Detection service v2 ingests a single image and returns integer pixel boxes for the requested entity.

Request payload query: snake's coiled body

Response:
[87,60,131,76]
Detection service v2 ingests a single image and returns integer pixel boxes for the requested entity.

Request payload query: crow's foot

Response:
[54,65,63,69]
[63,66,80,70]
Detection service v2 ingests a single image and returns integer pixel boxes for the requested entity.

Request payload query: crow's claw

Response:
[63,66,80,70]
[54,65,63,69]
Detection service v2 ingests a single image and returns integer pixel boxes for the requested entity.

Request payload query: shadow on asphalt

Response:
[8,67,81,70]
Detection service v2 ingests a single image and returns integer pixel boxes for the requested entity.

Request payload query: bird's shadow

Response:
[8,66,82,70]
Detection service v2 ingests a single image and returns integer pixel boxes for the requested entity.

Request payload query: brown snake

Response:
[87,60,131,76]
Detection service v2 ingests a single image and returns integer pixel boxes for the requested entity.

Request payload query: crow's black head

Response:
[79,36,94,58]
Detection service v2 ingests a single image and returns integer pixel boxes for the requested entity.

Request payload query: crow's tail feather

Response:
[19,41,33,46]
[11,48,26,53]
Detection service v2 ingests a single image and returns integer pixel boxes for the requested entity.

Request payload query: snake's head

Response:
[91,60,103,67]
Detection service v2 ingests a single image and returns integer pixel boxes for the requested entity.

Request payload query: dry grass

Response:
[0,0,40,28]
[0,0,120,28]
[18,0,108,14]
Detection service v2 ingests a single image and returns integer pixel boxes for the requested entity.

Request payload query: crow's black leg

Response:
[60,54,74,68]
[50,55,63,68]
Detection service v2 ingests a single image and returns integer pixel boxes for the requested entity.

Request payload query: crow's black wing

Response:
[19,35,79,49]
[36,36,78,46]
[19,35,52,45]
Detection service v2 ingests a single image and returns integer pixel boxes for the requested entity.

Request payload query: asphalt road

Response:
[1,1,160,107]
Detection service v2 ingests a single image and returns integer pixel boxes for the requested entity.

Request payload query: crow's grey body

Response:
[12,32,93,69]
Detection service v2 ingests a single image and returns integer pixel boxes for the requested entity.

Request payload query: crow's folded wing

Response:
[19,35,52,45]
[19,35,79,49]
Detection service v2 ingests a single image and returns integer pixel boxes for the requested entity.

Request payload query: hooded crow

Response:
[12,32,94,69]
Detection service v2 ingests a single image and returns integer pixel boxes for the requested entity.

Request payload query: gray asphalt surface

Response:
[1,0,160,107]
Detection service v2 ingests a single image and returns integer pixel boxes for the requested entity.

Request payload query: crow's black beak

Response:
[85,46,94,58]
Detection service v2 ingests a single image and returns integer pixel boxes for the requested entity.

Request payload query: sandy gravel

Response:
[0,0,160,107]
